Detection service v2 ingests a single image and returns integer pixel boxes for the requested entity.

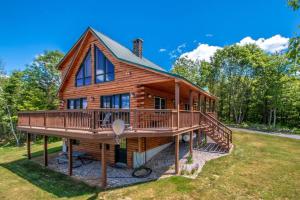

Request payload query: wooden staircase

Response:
[199,112,232,152]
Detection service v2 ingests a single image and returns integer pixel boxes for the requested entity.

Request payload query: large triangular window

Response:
[95,47,115,83]
[76,50,92,87]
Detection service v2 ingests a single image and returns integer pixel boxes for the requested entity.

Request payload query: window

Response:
[72,140,80,145]
[100,144,110,150]
[154,97,166,109]
[184,104,190,111]
[95,47,115,83]
[67,98,87,109]
[101,93,130,108]
[76,50,92,87]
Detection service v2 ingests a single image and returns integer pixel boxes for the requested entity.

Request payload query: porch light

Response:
[60,100,65,106]
[130,93,136,98]
[148,94,152,98]
[90,96,95,101]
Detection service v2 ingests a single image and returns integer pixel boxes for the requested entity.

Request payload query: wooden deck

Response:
[17,109,210,139]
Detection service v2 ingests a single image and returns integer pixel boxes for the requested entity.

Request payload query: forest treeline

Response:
[0,51,64,144]
[172,44,300,128]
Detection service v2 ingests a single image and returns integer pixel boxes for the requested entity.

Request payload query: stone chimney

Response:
[133,38,143,58]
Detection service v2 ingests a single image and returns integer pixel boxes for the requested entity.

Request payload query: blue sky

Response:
[0,0,299,73]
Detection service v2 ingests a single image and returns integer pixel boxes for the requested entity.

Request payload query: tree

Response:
[0,50,64,145]
[21,50,64,110]
[210,44,268,124]
[171,57,211,88]
[288,0,300,10]
[287,36,300,74]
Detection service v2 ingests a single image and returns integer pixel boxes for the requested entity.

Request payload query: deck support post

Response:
[212,100,216,113]
[189,90,193,127]
[198,93,201,112]
[68,139,73,176]
[175,135,180,175]
[44,135,48,167]
[189,131,193,157]
[27,133,31,159]
[101,143,107,188]
[198,129,202,147]
[175,82,180,129]
[204,96,207,113]
[209,99,212,112]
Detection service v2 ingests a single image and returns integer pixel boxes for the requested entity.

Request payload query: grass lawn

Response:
[0,131,299,200]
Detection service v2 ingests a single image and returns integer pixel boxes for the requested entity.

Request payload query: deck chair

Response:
[101,112,112,127]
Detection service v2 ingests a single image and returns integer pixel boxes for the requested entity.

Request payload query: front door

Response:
[115,138,127,164]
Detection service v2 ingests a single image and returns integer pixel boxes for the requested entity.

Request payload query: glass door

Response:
[115,138,127,164]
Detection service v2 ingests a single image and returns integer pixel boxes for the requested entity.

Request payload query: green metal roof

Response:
[90,28,166,72]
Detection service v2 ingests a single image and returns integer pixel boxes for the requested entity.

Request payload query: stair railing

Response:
[199,112,232,150]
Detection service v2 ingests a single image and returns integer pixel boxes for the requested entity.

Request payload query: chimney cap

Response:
[133,38,144,42]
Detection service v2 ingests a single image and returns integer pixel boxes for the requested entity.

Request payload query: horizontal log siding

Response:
[143,87,190,110]
[59,33,172,110]
[72,139,115,164]
[58,33,175,168]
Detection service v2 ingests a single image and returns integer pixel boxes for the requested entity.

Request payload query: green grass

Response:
[229,122,300,135]
[0,131,300,199]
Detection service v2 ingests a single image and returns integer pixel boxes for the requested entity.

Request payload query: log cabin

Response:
[17,27,232,188]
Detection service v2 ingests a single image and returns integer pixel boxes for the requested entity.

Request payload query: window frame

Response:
[184,103,190,111]
[75,50,92,87]
[94,46,115,84]
[67,98,88,109]
[154,96,166,110]
[100,93,130,109]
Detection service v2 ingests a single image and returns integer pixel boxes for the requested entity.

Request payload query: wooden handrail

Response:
[204,112,232,142]
[199,112,232,148]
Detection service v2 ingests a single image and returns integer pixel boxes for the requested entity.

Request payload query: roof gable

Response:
[57,27,216,99]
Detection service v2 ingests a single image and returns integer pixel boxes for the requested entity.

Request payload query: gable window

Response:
[154,97,166,109]
[76,50,92,87]
[95,47,115,83]
[67,98,87,109]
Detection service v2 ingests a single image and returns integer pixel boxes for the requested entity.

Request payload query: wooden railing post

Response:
[44,112,46,127]
[91,110,96,133]
[171,111,174,129]
[175,82,180,129]
[133,109,136,129]
[63,112,66,128]
[28,114,31,127]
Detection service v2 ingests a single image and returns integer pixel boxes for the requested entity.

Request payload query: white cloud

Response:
[237,35,289,53]
[180,43,221,62]
[159,48,167,52]
[169,43,187,59]
[205,34,214,37]
[179,34,289,62]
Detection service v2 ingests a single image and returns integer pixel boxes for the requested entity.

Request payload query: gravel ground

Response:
[33,138,229,188]
[231,127,300,140]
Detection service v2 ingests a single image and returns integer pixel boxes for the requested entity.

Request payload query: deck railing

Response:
[18,109,232,149]
[18,109,203,132]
